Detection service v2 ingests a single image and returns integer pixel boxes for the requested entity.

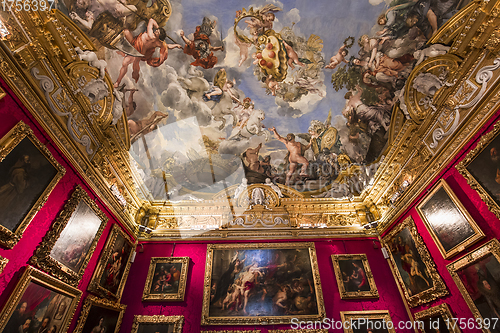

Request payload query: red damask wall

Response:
[382,109,500,332]
[0,79,135,332]
[119,239,412,333]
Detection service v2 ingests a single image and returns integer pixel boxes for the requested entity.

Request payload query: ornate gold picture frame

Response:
[0,121,65,249]
[0,266,81,333]
[142,256,189,301]
[88,224,136,301]
[0,255,8,274]
[381,216,448,307]
[202,331,261,333]
[414,303,461,333]
[340,310,395,333]
[131,315,184,333]
[30,185,108,286]
[202,242,325,326]
[447,239,500,332]
[331,253,378,299]
[417,179,485,259]
[73,295,126,333]
[269,330,328,333]
[456,119,500,221]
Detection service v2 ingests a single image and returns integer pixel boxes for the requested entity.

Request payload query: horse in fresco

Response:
[228,109,269,141]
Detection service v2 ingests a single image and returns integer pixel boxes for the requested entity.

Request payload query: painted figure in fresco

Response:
[179,17,223,69]
[325,44,349,70]
[128,111,169,142]
[243,143,264,174]
[270,127,311,185]
[203,69,239,130]
[114,18,182,87]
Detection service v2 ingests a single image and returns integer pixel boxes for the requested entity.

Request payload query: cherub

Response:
[69,10,94,30]
[325,44,348,70]
[263,75,280,96]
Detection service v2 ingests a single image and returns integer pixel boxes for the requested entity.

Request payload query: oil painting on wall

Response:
[331,254,378,299]
[142,257,189,301]
[55,0,470,200]
[382,216,448,307]
[0,122,65,248]
[202,242,324,325]
[73,295,126,333]
[448,239,500,329]
[130,315,184,333]
[0,267,81,333]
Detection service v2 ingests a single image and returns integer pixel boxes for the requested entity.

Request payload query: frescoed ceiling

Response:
[57,0,468,201]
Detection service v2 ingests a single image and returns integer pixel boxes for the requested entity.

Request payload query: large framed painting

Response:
[88,224,136,301]
[142,257,189,301]
[0,121,65,249]
[414,303,461,333]
[457,119,500,221]
[73,295,126,333]
[0,255,8,274]
[201,242,325,325]
[30,185,108,286]
[340,311,395,333]
[417,179,484,259]
[131,315,184,333]
[0,266,81,333]
[331,254,378,299]
[447,239,500,332]
[381,216,448,307]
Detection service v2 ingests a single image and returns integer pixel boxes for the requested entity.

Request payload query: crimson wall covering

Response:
[0,79,135,332]
[381,109,500,332]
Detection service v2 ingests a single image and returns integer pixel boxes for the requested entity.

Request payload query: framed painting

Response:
[269,330,328,333]
[414,303,461,333]
[30,185,108,286]
[331,254,378,299]
[131,315,184,333]
[0,121,65,249]
[0,266,81,333]
[88,224,136,301]
[340,311,395,333]
[202,331,261,333]
[457,119,500,221]
[142,257,189,301]
[447,239,500,333]
[73,295,126,333]
[381,216,448,307]
[201,242,325,325]
[0,255,8,274]
[417,179,484,259]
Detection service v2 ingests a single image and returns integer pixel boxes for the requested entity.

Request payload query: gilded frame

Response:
[73,295,126,333]
[340,310,395,333]
[416,179,485,259]
[88,224,136,301]
[0,121,65,249]
[414,303,461,333]
[381,216,448,307]
[456,118,500,221]
[0,266,81,333]
[30,185,108,286]
[201,242,325,326]
[0,255,8,274]
[269,330,328,333]
[142,256,189,301]
[331,253,379,299]
[447,239,500,333]
[131,315,184,333]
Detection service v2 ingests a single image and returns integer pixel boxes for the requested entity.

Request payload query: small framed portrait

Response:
[414,303,461,333]
[340,310,395,333]
[130,315,184,333]
[447,239,500,332]
[0,255,8,274]
[73,295,126,333]
[381,216,448,308]
[331,254,378,299]
[417,179,484,259]
[0,266,81,333]
[142,257,189,301]
[88,224,136,301]
[0,121,65,249]
[202,242,325,325]
[30,185,108,286]
[456,119,500,221]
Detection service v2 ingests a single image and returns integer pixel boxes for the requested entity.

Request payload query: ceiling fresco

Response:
[57,0,469,201]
